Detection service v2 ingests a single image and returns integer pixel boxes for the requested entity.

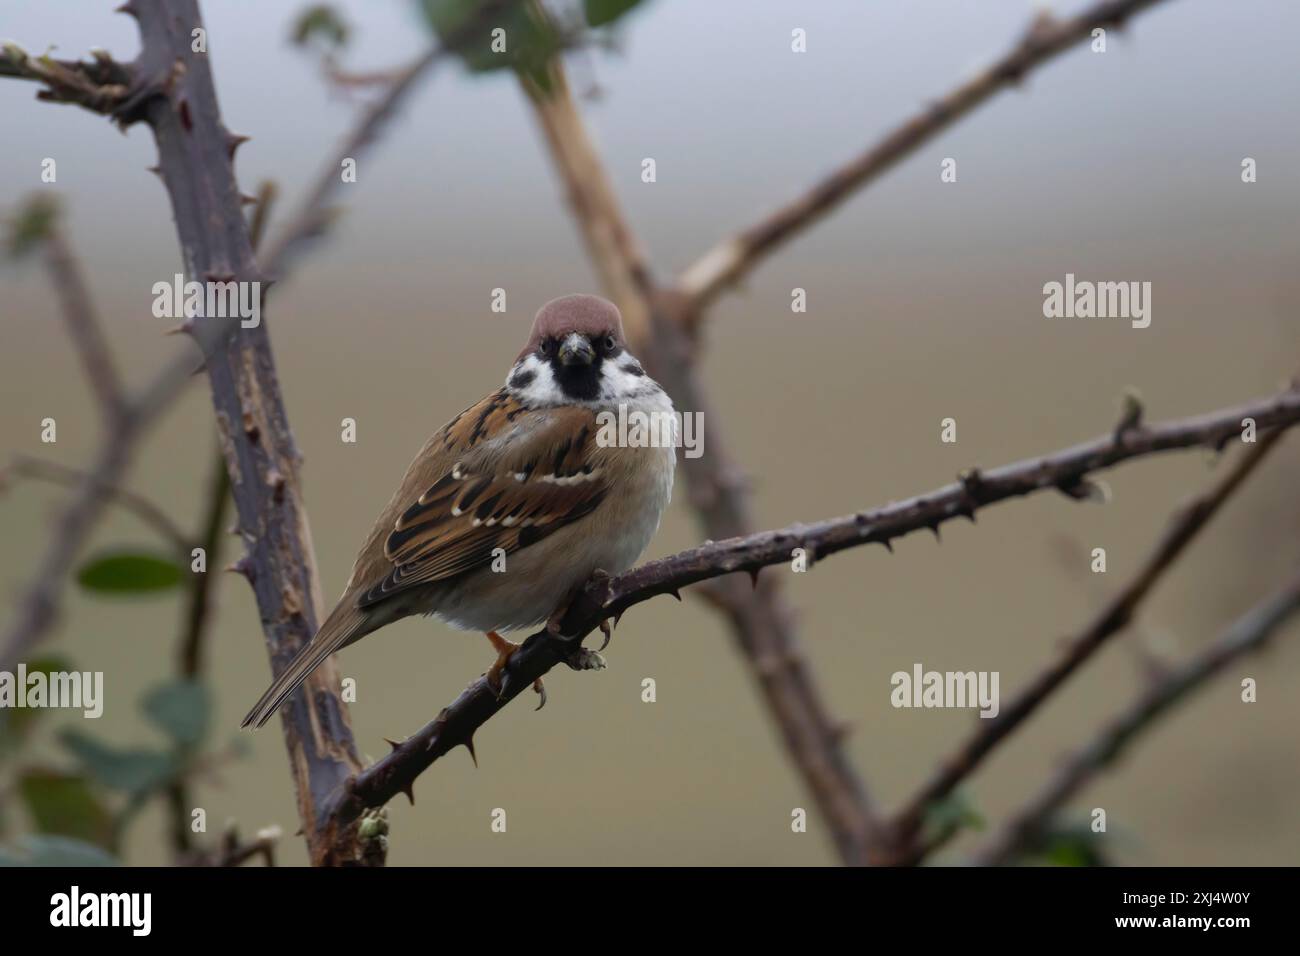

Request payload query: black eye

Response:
[602,335,617,353]
[539,339,553,357]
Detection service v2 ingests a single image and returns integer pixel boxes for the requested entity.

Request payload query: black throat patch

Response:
[551,353,603,401]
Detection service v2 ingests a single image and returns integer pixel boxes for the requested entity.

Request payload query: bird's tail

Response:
[241,603,370,729]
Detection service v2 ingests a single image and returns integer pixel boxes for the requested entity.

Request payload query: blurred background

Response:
[1,0,1298,866]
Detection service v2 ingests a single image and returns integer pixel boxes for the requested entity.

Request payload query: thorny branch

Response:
[321,386,1300,831]
[973,565,1300,866]
[112,0,371,867]
[884,425,1288,864]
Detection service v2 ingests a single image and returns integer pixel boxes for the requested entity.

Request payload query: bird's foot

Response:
[566,647,607,672]
[545,572,609,639]
[484,631,546,710]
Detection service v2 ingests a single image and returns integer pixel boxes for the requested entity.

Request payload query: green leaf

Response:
[1036,824,1111,867]
[5,194,59,259]
[17,769,114,849]
[141,680,210,748]
[584,0,643,27]
[921,791,985,842]
[418,0,562,88]
[291,4,350,48]
[0,835,120,867]
[0,654,74,745]
[58,729,179,796]
[76,550,184,594]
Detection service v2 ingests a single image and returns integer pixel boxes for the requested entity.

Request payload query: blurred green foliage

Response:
[291,4,351,49]
[76,550,184,594]
[418,0,647,91]
[5,194,59,259]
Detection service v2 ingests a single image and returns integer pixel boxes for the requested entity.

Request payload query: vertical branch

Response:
[120,0,368,865]
[518,39,882,863]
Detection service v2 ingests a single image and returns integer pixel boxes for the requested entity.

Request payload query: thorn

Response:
[748,567,761,589]
[1057,477,1109,504]
[611,609,625,631]
[226,131,251,160]
[240,193,258,206]
[115,1,139,18]
[1114,386,1145,443]
[146,165,162,179]
[463,736,478,767]
[224,556,253,579]
[399,782,415,806]
[668,588,682,602]
[383,737,402,753]
[957,466,984,500]
[928,523,942,542]
[162,318,194,336]
[879,538,893,553]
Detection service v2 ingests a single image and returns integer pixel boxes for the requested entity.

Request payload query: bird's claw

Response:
[532,678,547,711]
[566,647,607,672]
[596,618,613,652]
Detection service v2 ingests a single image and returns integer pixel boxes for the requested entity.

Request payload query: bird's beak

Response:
[558,334,595,366]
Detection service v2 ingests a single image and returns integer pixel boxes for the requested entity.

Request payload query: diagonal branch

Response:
[320,386,1300,833]
[972,565,1300,866]
[885,422,1288,863]
[257,46,442,280]
[41,222,127,422]
[0,455,191,556]
[675,0,1176,316]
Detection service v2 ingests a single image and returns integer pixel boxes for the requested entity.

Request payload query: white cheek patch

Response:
[505,355,566,406]
[598,355,659,403]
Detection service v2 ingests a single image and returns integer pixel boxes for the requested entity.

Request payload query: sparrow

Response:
[242,294,677,728]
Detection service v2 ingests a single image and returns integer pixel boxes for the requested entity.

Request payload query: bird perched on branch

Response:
[242,294,677,728]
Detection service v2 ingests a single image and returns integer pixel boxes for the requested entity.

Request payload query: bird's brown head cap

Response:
[520,294,626,361]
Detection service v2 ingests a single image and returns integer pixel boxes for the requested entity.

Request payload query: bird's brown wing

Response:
[353,389,610,608]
